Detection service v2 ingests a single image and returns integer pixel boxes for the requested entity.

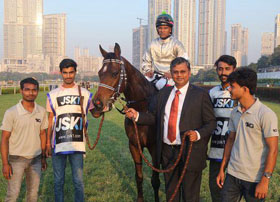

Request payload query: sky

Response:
[0,0,279,65]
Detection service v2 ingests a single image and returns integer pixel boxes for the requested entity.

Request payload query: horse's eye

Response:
[112,71,119,78]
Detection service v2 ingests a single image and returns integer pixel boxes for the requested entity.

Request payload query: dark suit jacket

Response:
[138,84,216,171]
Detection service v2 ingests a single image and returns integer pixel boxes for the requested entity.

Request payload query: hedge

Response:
[1,86,49,95]
[1,87,20,94]
[256,87,280,102]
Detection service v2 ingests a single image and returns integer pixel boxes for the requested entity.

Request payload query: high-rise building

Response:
[274,14,280,48]
[132,25,148,70]
[241,28,248,66]
[261,32,274,56]
[173,0,196,64]
[197,0,226,68]
[2,0,51,72]
[231,24,248,67]
[43,14,66,73]
[74,47,103,75]
[148,0,171,42]
[4,0,43,59]
[75,47,81,62]
[224,31,227,54]
[83,48,90,57]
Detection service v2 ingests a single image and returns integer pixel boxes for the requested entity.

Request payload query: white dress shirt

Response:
[163,83,200,145]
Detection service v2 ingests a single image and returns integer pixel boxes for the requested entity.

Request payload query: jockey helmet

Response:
[156,12,174,28]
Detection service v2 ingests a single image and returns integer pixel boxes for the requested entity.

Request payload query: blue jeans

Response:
[52,152,84,202]
[222,174,265,202]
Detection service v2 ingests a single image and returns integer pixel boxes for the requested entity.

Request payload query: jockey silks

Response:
[47,86,93,154]
[208,85,234,161]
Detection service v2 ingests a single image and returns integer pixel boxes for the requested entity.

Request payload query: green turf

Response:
[0,92,279,201]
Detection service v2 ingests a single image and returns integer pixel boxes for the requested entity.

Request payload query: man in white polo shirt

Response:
[216,68,279,201]
[0,77,48,202]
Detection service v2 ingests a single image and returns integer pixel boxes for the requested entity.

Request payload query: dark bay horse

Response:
[91,43,160,202]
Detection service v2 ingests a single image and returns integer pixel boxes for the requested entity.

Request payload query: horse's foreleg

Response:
[147,145,160,202]
[129,143,144,202]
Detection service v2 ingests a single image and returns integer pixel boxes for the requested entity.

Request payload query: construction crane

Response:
[136,17,146,26]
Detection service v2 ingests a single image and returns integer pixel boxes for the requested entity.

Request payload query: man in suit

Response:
[126,57,216,202]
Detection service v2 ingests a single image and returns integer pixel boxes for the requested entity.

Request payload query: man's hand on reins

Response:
[185,130,198,142]
[125,108,138,120]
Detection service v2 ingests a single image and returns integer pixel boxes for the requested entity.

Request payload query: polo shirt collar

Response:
[237,98,260,114]
[245,98,260,114]
[17,99,39,115]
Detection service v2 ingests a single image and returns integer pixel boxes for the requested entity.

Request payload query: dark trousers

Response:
[222,174,265,202]
[209,160,222,202]
[162,143,202,202]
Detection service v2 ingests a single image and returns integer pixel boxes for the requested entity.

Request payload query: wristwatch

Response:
[263,172,272,179]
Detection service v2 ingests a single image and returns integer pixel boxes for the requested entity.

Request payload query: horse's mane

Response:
[104,52,156,99]
[122,56,156,98]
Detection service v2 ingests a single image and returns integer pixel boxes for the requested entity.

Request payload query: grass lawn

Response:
[0,91,279,201]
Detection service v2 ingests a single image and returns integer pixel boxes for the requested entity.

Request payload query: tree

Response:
[257,56,270,70]
[270,46,280,66]
[191,68,219,83]
[247,63,258,72]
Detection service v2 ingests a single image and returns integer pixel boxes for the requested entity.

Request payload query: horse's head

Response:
[92,43,127,118]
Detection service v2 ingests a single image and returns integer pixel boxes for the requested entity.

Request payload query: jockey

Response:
[142,12,189,90]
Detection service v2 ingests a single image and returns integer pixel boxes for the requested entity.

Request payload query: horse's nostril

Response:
[94,99,103,110]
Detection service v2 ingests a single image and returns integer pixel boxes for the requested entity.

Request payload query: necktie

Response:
[168,90,181,143]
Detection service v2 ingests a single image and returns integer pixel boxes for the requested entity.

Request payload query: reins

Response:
[115,97,148,115]
[118,98,193,202]
[130,116,193,202]
[78,85,104,150]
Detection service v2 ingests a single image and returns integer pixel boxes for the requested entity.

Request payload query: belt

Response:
[163,143,181,149]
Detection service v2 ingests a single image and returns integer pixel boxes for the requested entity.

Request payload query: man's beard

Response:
[219,74,229,83]
[64,79,74,84]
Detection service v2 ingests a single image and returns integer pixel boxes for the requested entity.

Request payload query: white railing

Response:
[257,71,280,79]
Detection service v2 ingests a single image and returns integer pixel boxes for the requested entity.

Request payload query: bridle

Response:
[98,58,127,104]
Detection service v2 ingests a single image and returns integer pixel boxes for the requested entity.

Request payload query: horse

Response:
[91,43,160,202]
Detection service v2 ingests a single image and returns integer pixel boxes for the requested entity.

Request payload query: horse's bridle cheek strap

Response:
[98,58,127,102]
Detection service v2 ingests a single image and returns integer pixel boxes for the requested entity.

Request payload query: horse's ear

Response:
[99,45,107,58]
[114,43,121,58]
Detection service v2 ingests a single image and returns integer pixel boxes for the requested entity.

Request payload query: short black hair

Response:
[170,57,191,71]
[214,55,237,68]
[227,67,257,95]
[20,77,39,90]
[59,59,77,72]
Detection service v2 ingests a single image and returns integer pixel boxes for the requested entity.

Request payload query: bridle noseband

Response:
[98,58,127,104]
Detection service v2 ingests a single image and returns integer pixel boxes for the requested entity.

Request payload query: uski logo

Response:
[57,95,82,106]
[214,119,229,136]
[213,98,234,108]
[56,115,83,131]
